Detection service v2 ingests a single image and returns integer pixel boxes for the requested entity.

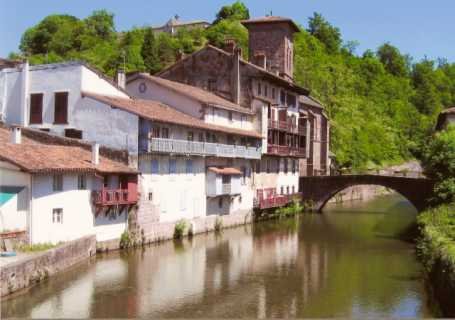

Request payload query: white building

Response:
[0,125,138,244]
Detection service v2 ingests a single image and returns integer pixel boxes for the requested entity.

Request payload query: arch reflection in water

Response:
[1,194,435,318]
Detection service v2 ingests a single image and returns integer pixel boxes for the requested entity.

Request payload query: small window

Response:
[286,186,290,194]
[161,127,169,139]
[65,128,82,139]
[53,175,63,191]
[206,132,211,142]
[222,175,231,184]
[198,132,204,142]
[292,160,297,174]
[169,159,177,174]
[241,166,247,185]
[208,79,217,92]
[218,198,223,208]
[292,186,295,194]
[272,88,276,99]
[280,90,286,105]
[54,92,68,124]
[264,85,268,97]
[266,159,271,174]
[284,159,288,174]
[148,192,153,201]
[77,175,86,190]
[152,127,160,138]
[280,186,284,195]
[257,82,262,95]
[228,111,233,121]
[151,159,159,174]
[29,93,43,124]
[187,131,194,141]
[186,159,193,174]
[52,208,63,224]
[276,159,280,173]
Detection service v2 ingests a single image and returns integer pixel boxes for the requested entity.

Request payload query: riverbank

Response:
[417,203,455,317]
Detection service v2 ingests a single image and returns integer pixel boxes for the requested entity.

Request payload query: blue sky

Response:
[1,0,455,62]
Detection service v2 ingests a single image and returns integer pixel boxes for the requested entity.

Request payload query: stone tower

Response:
[241,16,300,82]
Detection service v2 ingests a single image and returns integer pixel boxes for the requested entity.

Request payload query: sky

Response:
[1,0,455,63]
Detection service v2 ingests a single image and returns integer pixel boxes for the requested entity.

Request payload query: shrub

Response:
[15,242,56,252]
[174,219,187,239]
[119,231,131,249]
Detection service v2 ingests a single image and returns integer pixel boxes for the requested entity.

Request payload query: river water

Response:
[2,194,438,318]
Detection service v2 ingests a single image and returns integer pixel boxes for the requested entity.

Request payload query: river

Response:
[1,194,438,318]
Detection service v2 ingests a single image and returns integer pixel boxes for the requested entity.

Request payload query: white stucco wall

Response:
[80,67,129,98]
[30,173,127,244]
[0,161,30,232]
[139,155,206,223]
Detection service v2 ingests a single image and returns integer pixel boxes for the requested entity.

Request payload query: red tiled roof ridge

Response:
[128,73,255,115]
[81,91,263,139]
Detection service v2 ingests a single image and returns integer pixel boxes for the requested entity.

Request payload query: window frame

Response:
[52,175,63,192]
[77,174,86,190]
[53,91,69,124]
[29,93,43,124]
[52,208,63,224]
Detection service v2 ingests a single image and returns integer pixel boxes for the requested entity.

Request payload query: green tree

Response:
[307,12,342,54]
[214,1,250,24]
[376,43,409,77]
[141,29,161,74]
[421,125,455,204]
[84,10,116,41]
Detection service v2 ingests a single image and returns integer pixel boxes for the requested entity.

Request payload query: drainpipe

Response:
[20,60,29,126]
[231,47,241,105]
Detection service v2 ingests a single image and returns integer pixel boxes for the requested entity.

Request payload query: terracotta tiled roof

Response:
[0,58,22,70]
[0,126,136,174]
[127,73,254,115]
[441,107,455,114]
[82,91,262,139]
[241,16,300,32]
[208,167,242,175]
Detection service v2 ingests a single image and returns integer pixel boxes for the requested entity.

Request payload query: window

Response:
[186,159,193,174]
[198,132,204,142]
[228,111,233,121]
[148,192,153,201]
[151,159,159,174]
[256,161,261,173]
[65,128,82,139]
[152,127,160,138]
[264,85,268,97]
[266,159,271,173]
[208,79,217,91]
[53,175,63,191]
[292,160,297,174]
[169,159,177,174]
[272,88,276,99]
[284,159,288,174]
[77,175,86,190]
[280,90,286,105]
[286,186,290,194]
[187,131,194,141]
[29,93,43,124]
[280,186,284,195]
[241,166,247,185]
[218,198,223,208]
[292,186,295,194]
[52,208,63,224]
[222,174,231,184]
[161,127,169,139]
[54,92,68,124]
[257,82,262,95]
[287,94,296,108]
[276,159,280,173]
[206,132,211,142]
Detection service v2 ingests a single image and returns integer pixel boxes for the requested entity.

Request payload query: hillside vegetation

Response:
[9,2,455,170]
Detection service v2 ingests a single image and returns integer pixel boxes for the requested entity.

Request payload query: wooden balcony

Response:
[254,188,302,209]
[92,188,138,206]
[267,144,306,157]
[268,119,306,135]
[148,138,261,159]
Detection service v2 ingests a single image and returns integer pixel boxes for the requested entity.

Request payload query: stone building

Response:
[152,15,211,35]
[436,107,455,131]
[156,16,331,209]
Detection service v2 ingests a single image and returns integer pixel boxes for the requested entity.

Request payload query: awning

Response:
[208,167,242,175]
[0,186,25,206]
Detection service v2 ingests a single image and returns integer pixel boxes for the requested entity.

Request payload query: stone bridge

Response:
[299,175,435,212]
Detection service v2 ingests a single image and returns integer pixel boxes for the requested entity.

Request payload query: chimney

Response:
[224,38,236,54]
[116,69,126,89]
[91,142,100,165]
[253,51,267,69]
[231,46,241,105]
[20,60,29,126]
[11,126,21,144]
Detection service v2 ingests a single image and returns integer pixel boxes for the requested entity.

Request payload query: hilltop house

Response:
[0,124,138,245]
[436,107,455,131]
[151,15,211,35]
[155,16,331,209]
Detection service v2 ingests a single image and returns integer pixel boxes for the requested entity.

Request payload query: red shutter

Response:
[29,93,43,124]
[54,92,68,124]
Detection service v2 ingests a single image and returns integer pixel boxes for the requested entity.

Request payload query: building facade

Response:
[156,16,331,209]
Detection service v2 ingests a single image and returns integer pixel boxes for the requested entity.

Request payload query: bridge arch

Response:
[299,175,434,212]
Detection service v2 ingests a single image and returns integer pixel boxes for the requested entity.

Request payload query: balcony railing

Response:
[92,188,138,206]
[267,144,306,157]
[268,119,306,135]
[149,138,261,159]
[254,188,302,209]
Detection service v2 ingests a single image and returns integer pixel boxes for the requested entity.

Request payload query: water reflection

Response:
[2,194,435,318]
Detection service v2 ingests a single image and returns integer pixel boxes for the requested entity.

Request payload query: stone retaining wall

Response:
[0,235,96,297]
